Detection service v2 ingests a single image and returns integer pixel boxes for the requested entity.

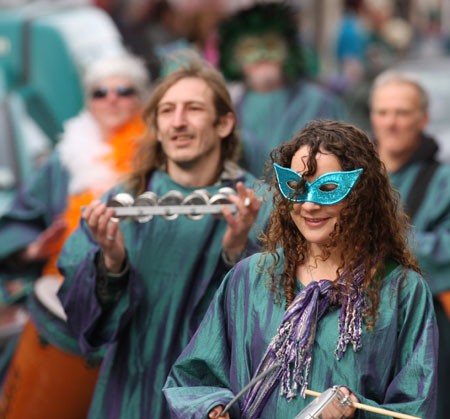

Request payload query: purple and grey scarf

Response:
[240,264,367,419]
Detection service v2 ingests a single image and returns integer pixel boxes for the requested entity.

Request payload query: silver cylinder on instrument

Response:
[208,187,237,218]
[133,191,159,223]
[294,386,351,419]
[208,188,236,205]
[107,193,135,221]
[218,187,236,197]
[158,190,184,220]
[182,189,211,220]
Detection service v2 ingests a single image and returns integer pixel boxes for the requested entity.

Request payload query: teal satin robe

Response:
[58,168,272,419]
[236,81,345,178]
[0,151,69,282]
[164,252,438,419]
[390,161,450,419]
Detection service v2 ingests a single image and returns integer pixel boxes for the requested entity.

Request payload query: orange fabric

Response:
[438,290,450,322]
[102,116,145,174]
[42,192,95,279]
[41,116,146,279]
[0,320,100,418]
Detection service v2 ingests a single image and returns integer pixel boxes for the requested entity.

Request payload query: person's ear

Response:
[154,124,162,142]
[421,111,430,131]
[216,112,235,139]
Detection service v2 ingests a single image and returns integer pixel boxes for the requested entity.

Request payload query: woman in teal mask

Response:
[163,120,438,419]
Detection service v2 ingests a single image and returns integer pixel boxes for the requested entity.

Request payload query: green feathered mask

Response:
[218,2,304,82]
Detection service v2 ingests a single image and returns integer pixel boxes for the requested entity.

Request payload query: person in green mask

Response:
[217,2,346,179]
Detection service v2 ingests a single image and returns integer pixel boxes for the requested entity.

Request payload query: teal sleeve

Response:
[410,166,450,295]
[0,151,69,260]
[354,270,438,418]
[163,268,240,419]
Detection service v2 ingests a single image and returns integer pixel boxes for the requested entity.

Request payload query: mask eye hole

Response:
[319,183,338,192]
[288,181,307,194]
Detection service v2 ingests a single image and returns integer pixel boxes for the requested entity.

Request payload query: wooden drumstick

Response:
[305,389,421,419]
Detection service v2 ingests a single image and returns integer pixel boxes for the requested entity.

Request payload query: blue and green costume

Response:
[388,134,450,419]
[57,165,272,419]
[164,252,437,418]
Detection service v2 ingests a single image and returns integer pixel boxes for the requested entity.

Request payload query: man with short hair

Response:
[57,56,271,419]
[370,70,450,419]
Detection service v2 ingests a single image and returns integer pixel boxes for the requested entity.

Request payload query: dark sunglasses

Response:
[91,86,137,99]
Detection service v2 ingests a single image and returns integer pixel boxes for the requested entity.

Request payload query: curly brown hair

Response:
[260,120,420,329]
[126,52,241,195]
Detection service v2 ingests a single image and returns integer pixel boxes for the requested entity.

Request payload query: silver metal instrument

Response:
[107,188,239,222]
[294,386,351,419]
[111,204,237,218]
